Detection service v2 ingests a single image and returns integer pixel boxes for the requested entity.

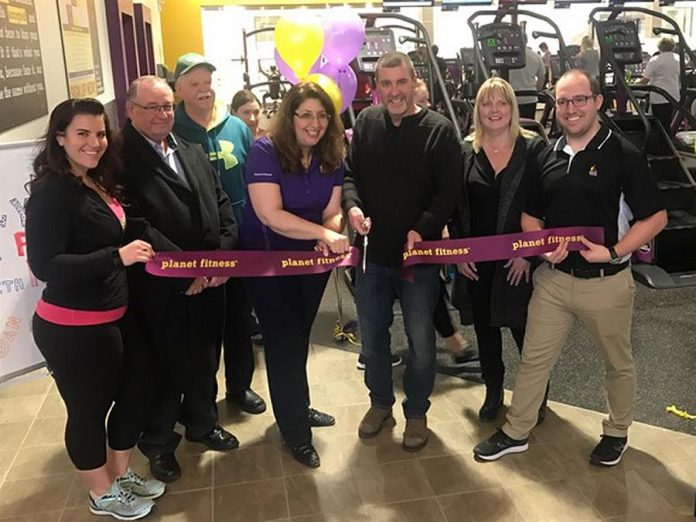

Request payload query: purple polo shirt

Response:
[239,136,344,251]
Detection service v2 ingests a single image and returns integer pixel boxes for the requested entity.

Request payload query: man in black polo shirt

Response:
[343,51,461,451]
[474,69,666,466]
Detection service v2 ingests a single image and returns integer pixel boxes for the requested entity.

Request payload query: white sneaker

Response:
[117,468,166,499]
[89,481,154,520]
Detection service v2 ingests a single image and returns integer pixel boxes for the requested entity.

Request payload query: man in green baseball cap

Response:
[173,52,216,83]
[172,52,267,419]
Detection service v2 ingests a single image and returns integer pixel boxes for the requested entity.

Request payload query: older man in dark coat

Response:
[120,75,239,483]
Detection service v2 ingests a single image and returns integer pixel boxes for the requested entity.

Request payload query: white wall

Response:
[143,0,164,65]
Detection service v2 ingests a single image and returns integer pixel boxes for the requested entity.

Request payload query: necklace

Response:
[484,138,513,154]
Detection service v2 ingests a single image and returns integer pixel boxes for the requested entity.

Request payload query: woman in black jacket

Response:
[26,99,161,520]
[454,78,549,422]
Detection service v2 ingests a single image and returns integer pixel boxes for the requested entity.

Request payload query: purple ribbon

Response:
[146,248,359,278]
[401,226,604,267]
[145,226,604,278]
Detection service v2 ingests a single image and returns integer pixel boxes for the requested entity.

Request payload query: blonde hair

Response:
[581,36,594,51]
[466,77,535,152]
[658,37,675,52]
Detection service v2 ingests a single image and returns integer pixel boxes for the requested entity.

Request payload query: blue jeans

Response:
[355,263,440,418]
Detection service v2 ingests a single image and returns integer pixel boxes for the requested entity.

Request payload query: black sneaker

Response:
[308,407,335,427]
[356,353,403,370]
[589,435,627,466]
[473,430,529,461]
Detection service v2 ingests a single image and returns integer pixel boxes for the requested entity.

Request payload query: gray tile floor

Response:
[0,279,695,521]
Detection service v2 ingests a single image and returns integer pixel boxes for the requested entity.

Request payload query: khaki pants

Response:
[503,263,636,440]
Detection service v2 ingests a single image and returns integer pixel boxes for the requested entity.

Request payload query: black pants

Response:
[135,288,223,457]
[244,272,330,447]
[218,278,255,396]
[433,276,455,339]
[652,103,673,134]
[470,263,525,390]
[32,312,150,470]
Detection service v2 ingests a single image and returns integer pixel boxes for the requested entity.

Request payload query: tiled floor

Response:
[1,342,695,521]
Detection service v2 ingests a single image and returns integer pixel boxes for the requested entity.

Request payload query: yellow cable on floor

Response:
[666,405,696,420]
[332,321,361,346]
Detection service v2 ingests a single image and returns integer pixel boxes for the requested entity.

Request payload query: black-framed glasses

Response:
[130,101,175,113]
[556,95,596,109]
[294,111,330,123]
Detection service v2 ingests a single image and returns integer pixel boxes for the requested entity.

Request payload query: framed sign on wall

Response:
[57,0,105,98]
[0,0,48,134]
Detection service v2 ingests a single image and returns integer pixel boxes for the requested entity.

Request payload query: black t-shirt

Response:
[468,150,502,238]
[467,135,546,237]
[524,125,663,270]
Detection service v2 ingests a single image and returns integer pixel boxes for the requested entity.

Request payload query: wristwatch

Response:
[608,246,622,264]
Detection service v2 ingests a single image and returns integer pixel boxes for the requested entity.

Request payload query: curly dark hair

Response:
[268,82,345,175]
[30,98,123,199]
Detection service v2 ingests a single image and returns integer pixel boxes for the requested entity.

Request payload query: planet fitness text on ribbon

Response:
[146,227,604,279]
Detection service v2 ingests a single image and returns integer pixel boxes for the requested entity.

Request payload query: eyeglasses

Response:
[556,95,596,109]
[130,102,175,113]
[294,111,330,123]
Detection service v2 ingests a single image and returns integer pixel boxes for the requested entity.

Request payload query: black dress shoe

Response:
[186,425,239,451]
[290,443,320,468]
[308,408,335,427]
[149,452,181,482]
[479,387,504,422]
[226,389,267,414]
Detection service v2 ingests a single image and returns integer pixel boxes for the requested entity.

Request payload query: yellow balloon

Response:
[274,12,324,80]
[306,74,343,115]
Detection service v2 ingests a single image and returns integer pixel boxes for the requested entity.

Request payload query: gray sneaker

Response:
[358,406,395,438]
[89,481,154,520]
[117,468,166,499]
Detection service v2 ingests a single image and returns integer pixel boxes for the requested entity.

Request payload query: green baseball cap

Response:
[173,53,216,82]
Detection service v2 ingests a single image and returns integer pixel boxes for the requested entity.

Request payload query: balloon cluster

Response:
[274,7,365,114]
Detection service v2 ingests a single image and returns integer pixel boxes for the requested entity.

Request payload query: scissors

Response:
[361,217,371,274]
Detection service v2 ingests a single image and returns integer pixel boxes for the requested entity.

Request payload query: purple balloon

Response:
[322,8,365,68]
[318,62,357,113]
[274,49,320,84]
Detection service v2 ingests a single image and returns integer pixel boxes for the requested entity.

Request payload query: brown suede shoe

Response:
[358,406,395,439]
[402,417,429,452]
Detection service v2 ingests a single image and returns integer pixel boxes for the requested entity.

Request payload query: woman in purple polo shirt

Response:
[240,82,349,468]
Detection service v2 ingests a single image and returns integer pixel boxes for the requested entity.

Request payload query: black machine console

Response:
[356,28,397,73]
[477,23,526,72]
[595,20,643,65]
